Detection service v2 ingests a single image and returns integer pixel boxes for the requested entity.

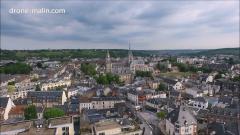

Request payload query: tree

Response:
[0,62,32,74]
[156,111,166,120]
[80,63,97,76]
[156,63,168,72]
[96,73,120,85]
[36,62,43,68]
[43,108,65,119]
[35,84,41,91]
[176,63,188,72]
[231,75,240,82]
[7,85,16,94]
[135,71,152,77]
[24,105,37,120]
[157,83,167,91]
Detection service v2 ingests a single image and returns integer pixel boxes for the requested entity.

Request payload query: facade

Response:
[166,106,197,135]
[173,82,184,90]
[41,79,71,91]
[92,97,125,110]
[189,97,208,109]
[79,97,125,113]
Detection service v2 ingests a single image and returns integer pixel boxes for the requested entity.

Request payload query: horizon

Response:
[1,1,239,50]
[1,47,239,51]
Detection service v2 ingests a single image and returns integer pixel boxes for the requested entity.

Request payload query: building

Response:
[92,119,143,135]
[91,97,125,110]
[41,79,71,91]
[27,91,67,108]
[0,116,74,135]
[79,97,92,113]
[188,97,208,109]
[127,89,165,105]
[48,116,74,135]
[0,97,15,121]
[166,106,197,135]
[185,87,203,98]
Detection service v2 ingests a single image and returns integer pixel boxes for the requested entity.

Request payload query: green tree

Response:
[176,63,188,72]
[231,75,240,82]
[36,62,43,68]
[0,62,32,74]
[35,84,41,91]
[43,108,65,119]
[156,111,166,119]
[24,105,37,120]
[7,85,16,94]
[80,63,97,76]
[96,73,120,85]
[156,63,168,72]
[135,71,152,77]
[157,83,167,91]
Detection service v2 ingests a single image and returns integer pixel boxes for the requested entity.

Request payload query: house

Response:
[48,116,74,135]
[27,91,67,108]
[92,119,143,135]
[188,97,208,109]
[127,89,165,106]
[91,97,125,110]
[0,97,15,121]
[41,79,71,91]
[166,106,197,135]
[0,116,74,135]
[145,98,168,112]
[185,87,203,98]
[173,82,184,90]
[147,80,160,89]
[8,105,25,121]
[216,96,233,108]
[79,97,92,113]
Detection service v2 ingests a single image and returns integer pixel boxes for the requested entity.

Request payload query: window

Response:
[62,127,69,135]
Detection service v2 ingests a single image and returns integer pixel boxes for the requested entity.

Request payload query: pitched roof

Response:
[166,106,197,126]
[27,91,64,98]
[0,97,9,108]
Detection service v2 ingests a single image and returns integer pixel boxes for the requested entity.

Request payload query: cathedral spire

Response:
[128,41,133,63]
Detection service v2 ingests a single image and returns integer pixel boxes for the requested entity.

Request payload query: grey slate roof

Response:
[27,91,63,98]
[193,97,207,103]
[0,97,9,108]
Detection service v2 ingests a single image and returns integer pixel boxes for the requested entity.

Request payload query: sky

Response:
[1,0,239,50]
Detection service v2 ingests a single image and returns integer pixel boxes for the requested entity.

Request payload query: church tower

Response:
[128,41,134,64]
[106,50,112,73]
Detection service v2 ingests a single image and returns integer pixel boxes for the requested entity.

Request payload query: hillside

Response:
[184,48,239,56]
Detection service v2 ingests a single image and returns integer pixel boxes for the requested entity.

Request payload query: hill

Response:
[184,48,239,56]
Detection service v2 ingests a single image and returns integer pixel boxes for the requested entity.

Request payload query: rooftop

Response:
[94,120,121,132]
[48,116,72,127]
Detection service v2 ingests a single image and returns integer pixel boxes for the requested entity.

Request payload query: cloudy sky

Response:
[1,0,239,50]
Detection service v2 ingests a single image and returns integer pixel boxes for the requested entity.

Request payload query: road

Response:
[126,102,163,135]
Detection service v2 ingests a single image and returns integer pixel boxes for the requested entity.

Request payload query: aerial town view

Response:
[0,0,239,135]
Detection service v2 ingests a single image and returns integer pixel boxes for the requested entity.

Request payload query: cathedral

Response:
[105,44,134,84]
[105,44,153,84]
